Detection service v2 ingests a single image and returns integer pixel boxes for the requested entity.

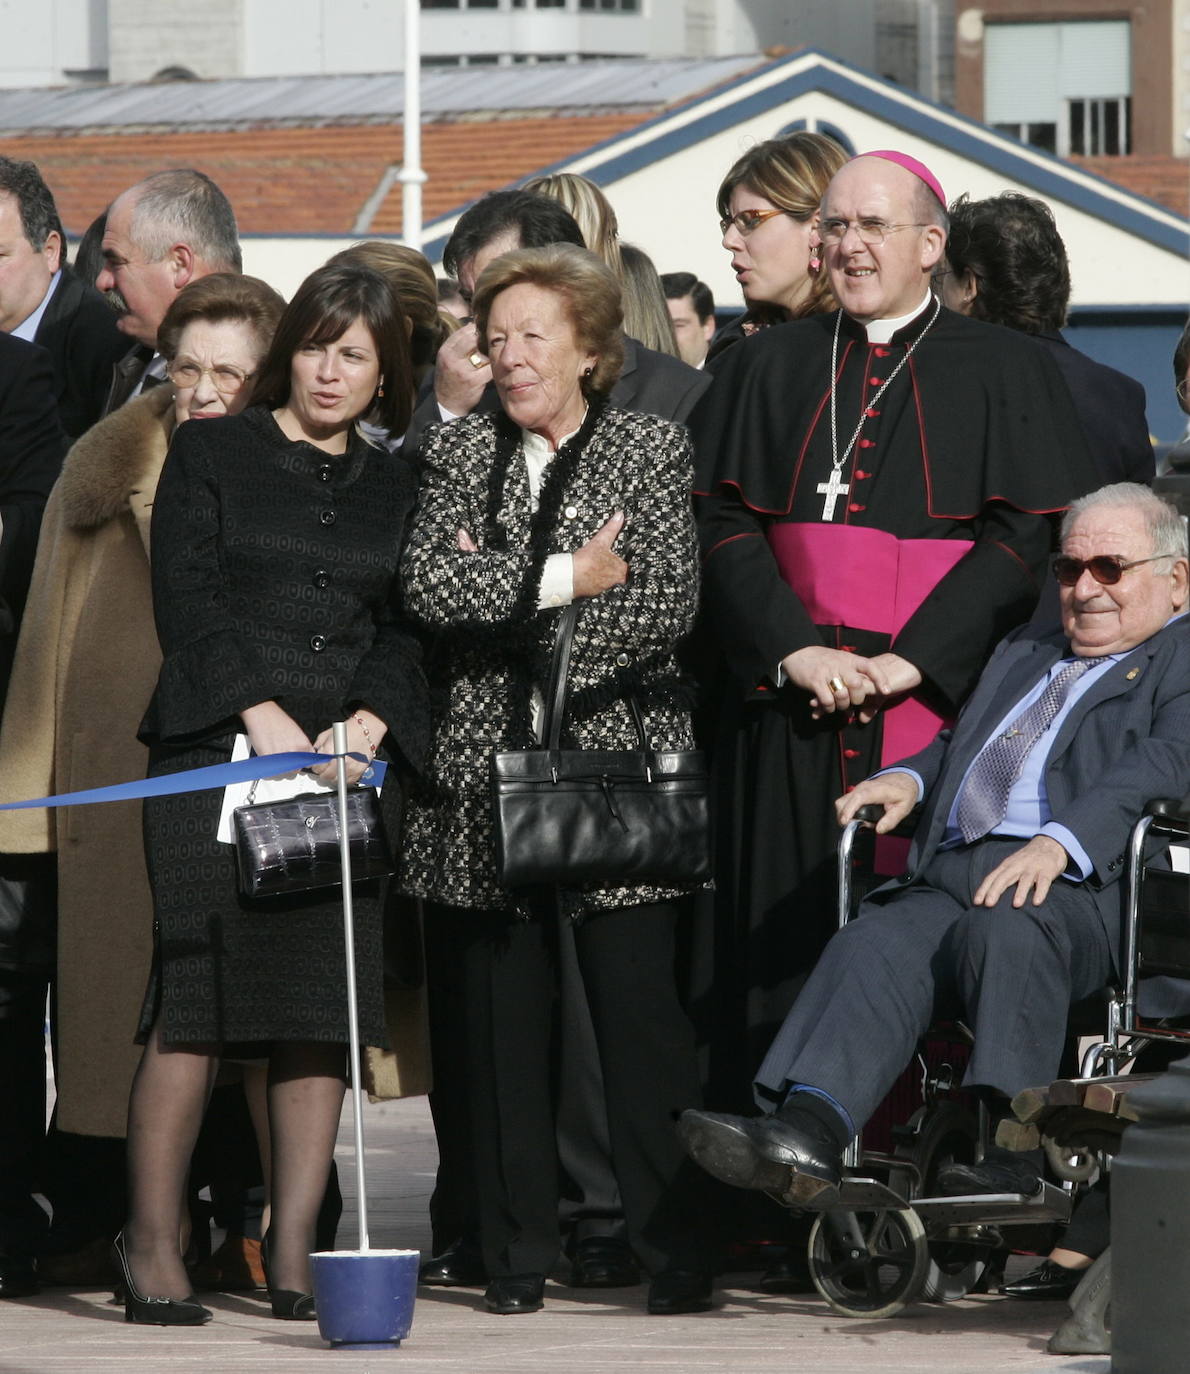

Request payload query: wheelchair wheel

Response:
[890,1101,991,1302]
[807,1206,929,1318]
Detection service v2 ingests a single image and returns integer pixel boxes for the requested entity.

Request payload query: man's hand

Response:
[855,652,924,724]
[433,322,491,417]
[572,512,628,598]
[835,770,919,833]
[973,835,1070,909]
[780,645,892,718]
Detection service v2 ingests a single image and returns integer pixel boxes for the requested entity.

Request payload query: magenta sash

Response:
[767,523,974,871]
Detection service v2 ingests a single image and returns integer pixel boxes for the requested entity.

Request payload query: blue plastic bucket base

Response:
[311,1249,419,1350]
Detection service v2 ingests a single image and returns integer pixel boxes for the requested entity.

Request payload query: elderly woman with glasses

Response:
[0,273,286,1262]
[399,242,713,1319]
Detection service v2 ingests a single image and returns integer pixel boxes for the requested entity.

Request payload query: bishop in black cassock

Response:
[688,151,1102,1105]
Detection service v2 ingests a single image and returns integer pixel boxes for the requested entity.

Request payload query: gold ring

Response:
[827,676,846,695]
[468,351,486,370]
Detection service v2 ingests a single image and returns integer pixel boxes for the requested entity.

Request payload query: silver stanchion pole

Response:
[332,720,370,1252]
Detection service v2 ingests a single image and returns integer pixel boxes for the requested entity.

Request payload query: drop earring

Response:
[376,378,385,398]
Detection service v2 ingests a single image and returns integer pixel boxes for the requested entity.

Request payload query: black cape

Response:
[685,302,1102,1107]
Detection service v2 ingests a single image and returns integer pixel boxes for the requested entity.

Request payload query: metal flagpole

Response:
[400,0,427,249]
[332,720,370,1252]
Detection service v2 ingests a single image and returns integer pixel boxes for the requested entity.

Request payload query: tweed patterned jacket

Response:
[398,402,699,916]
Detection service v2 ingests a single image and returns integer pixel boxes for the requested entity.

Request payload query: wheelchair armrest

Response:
[851,802,922,839]
[1147,797,1190,829]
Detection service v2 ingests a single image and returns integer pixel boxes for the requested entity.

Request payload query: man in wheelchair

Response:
[680,482,1190,1209]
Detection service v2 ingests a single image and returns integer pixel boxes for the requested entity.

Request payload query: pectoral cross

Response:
[817,468,849,521]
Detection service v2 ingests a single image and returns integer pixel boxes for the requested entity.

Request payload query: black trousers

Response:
[425,900,710,1279]
[0,858,56,1263]
[755,840,1117,1129]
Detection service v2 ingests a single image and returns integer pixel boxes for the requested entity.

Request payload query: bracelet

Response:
[354,713,378,757]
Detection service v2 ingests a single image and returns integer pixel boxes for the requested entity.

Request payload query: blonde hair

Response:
[523,172,623,278]
[717,131,848,320]
[619,244,679,357]
[472,243,624,397]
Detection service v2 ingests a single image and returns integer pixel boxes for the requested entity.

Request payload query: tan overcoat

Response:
[0,388,173,1136]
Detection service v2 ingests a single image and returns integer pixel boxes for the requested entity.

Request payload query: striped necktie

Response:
[954,657,1109,844]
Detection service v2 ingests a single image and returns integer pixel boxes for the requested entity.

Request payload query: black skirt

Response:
[136,743,388,1051]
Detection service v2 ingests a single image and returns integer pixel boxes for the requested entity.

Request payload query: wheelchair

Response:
[796,798,1190,1320]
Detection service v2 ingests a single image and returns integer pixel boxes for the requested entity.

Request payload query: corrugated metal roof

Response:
[0,56,764,135]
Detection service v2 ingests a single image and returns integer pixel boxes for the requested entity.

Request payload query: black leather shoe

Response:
[419,1238,487,1288]
[568,1237,640,1288]
[484,1273,545,1314]
[935,1153,1043,1197]
[259,1232,316,1320]
[646,1268,713,1315]
[1001,1259,1086,1301]
[678,1108,842,1207]
[111,1233,212,1327]
[0,1259,38,1299]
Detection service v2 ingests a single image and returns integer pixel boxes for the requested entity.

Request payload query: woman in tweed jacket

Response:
[400,244,712,1316]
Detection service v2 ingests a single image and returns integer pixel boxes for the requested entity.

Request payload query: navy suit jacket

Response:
[882,617,1190,953]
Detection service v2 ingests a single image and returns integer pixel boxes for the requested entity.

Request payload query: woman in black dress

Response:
[115,263,429,1325]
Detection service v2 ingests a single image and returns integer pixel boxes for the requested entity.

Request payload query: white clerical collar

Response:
[10,270,61,343]
[521,414,586,458]
[862,290,934,345]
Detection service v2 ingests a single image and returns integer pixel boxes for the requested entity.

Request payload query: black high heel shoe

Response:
[260,1232,317,1320]
[111,1232,212,1326]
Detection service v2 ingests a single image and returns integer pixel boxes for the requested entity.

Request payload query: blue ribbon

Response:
[0,751,386,812]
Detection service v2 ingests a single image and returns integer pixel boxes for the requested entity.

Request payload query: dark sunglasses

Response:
[1052,553,1170,587]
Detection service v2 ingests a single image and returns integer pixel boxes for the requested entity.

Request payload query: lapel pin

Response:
[1125,668,1140,680]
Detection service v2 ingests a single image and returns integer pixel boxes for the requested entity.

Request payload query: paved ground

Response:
[0,1096,1112,1374]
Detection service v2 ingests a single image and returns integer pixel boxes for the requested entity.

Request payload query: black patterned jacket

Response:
[398,403,699,914]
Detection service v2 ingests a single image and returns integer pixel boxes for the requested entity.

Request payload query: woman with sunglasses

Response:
[709,131,848,361]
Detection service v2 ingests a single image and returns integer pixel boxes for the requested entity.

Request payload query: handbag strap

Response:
[540,603,651,760]
[542,603,580,753]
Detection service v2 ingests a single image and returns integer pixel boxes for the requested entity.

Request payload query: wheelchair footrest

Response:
[911,1181,1072,1229]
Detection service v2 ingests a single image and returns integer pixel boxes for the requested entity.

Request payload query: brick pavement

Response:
[0,1096,1111,1374]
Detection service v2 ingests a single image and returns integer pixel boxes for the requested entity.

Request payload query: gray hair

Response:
[1061,482,1188,562]
[126,169,241,272]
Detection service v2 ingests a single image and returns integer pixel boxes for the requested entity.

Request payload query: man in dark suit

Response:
[679,481,1190,1207]
[0,333,67,1298]
[95,168,241,414]
[405,189,709,455]
[0,158,126,440]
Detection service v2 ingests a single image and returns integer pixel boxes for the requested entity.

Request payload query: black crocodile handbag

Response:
[491,604,710,890]
[232,783,394,898]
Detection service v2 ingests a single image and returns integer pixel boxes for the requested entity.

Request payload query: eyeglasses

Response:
[1177,377,1189,405]
[1052,553,1172,587]
[166,360,256,395]
[819,218,929,246]
[719,207,788,237]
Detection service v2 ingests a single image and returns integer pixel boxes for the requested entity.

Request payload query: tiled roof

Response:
[0,59,763,133]
[1070,155,1190,220]
[0,115,650,236]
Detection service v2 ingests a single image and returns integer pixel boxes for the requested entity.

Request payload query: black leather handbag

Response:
[491,604,710,890]
[232,783,394,898]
